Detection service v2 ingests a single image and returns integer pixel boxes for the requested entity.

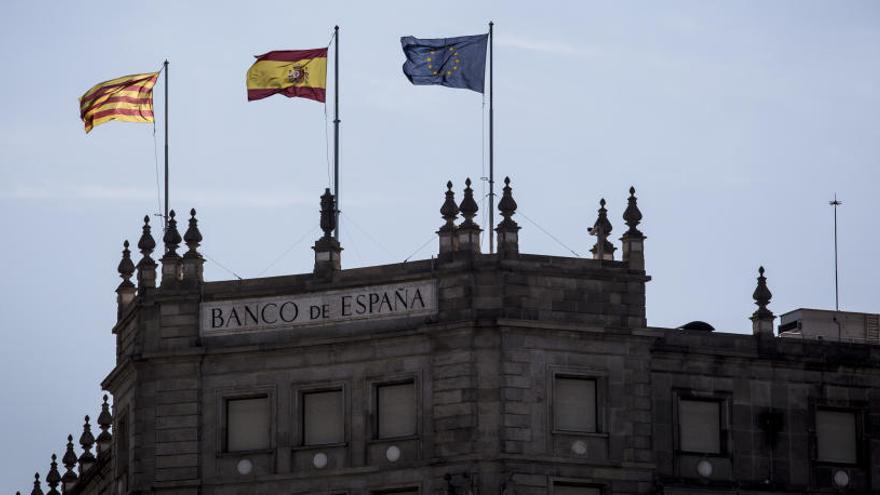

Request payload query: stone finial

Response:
[160,210,183,288]
[313,189,342,274]
[60,435,78,490]
[96,395,113,455]
[136,215,157,289]
[623,186,643,237]
[30,473,43,495]
[117,240,135,288]
[456,178,482,254]
[183,208,203,254]
[620,186,646,269]
[588,198,616,261]
[116,240,137,319]
[440,181,459,230]
[437,181,459,257]
[495,177,520,257]
[751,266,775,336]
[320,188,336,239]
[163,210,182,255]
[77,416,96,474]
[181,209,205,285]
[45,454,60,495]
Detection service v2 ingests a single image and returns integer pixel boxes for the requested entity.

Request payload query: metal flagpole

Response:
[830,194,842,311]
[333,26,340,240]
[488,21,495,254]
[164,60,169,232]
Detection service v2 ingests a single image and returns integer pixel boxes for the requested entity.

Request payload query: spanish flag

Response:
[247,49,328,102]
[79,72,159,133]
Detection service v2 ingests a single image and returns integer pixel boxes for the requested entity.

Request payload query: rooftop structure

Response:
[17,181,880,495]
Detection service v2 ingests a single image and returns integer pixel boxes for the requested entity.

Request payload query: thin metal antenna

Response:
[829,194,842,311]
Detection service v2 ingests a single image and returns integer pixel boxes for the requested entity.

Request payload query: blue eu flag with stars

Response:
[401,34,489,93]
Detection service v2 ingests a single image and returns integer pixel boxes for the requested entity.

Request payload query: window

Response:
[554,376,597,433]
[553,483,601,495]
[678,398,722,454]
[116,412,129,472]
[226,396,270,452]
[377,381,417,439]
[303,389,344,445]
[372,490,418,495]
[816,409,857,464]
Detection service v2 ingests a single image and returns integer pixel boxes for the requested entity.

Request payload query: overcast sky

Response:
[1,0,878,490]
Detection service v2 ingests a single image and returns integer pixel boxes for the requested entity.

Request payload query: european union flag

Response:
[401,34,489,93]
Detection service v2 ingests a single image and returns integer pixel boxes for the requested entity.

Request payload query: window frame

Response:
[369,487,421,495]
[813,405,862,466]
[550,371,603,435]
[114,406,130,482]
[673,390,730,457]
[221,393,274,454]
[295,382,348,447]
[549,476,604,495]
[372,377,420,440]
[217,385,278,457]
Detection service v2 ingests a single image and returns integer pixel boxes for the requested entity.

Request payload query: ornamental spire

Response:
[136,215,157,289]
[456,178,482,254]
[182,209,205,284]
[620,186,646,270]
[116,240,136,319]
[438,180,459,257]
[30,473,43,495]
[622,186,643,238]
[588,198,615,261]
[495,177,520,257]
[183,208,203,256]
[60,434,78,490]
[117,240,135,289]
[78,416,96,474]
[45,454,60,495]
[163,210,182,255]
[160,210,183,288]
[96,395,113,456]
[313,189,342,274]
[751,266,775,336]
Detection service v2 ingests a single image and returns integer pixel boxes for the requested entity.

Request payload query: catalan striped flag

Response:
[79,72,160,133]
[246,49,328,102]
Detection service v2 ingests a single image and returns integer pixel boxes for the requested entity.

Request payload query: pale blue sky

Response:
[1,0,878,490]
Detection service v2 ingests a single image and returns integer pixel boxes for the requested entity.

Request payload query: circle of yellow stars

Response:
[426,47,461,76]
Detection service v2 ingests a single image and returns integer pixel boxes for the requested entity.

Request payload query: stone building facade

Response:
[19,180,880,495]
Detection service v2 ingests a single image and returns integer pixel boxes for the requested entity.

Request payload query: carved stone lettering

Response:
[200,280,437,336]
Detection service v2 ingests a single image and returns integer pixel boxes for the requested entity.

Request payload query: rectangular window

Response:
[377,382,417,439]
[303,389,344,445]
[116,412,129,472]
[678,399,721,454]
[816,409,857,464]
[226,396,270,452]
[554,376,597,432]
[553,483,601,495]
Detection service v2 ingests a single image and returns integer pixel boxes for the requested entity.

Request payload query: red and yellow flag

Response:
[79,72,159,133]
[247,49,328,102]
